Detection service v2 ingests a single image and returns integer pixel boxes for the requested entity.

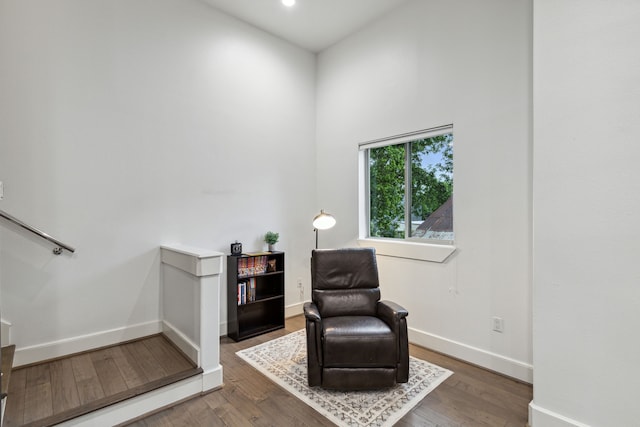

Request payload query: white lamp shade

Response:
[312,210,336,230]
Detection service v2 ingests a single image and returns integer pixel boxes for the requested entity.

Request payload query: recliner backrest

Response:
[311,248,380,318]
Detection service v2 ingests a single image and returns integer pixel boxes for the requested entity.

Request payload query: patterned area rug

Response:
[236,329,453,427]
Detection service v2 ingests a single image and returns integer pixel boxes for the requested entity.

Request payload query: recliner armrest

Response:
[377,300,408,323]
[304,301,323,386]
[304,302,322,322]
[377,300,410,383]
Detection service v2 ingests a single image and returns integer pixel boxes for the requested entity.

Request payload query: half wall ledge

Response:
[160,244,224,392]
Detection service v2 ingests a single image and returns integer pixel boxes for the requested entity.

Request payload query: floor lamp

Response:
[312,210,336,249]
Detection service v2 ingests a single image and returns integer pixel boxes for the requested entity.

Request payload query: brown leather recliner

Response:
[303,247,409,390]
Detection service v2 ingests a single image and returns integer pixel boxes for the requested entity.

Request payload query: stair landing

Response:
[3,334,201,427]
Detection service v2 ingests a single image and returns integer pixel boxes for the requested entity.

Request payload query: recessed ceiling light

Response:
[282,0,295,7]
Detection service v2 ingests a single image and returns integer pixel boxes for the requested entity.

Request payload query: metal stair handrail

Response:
[0,209,75,255]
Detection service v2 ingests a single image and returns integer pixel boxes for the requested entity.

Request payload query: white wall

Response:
[0,0,316,356]
[531,1,640,426]
[316,0,533,381]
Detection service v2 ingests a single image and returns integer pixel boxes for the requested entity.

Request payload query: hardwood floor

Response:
[4,317,531,426]
[4,334,201,427]
[129,316,532,426]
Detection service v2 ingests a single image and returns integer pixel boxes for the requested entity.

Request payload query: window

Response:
[360,126,453,244]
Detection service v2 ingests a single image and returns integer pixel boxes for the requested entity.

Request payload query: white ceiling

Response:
[201,0,410,52]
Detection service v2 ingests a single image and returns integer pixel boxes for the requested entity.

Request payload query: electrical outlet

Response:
[492,316,504,333]
[297,278,304,301]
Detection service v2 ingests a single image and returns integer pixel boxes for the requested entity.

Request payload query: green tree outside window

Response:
[369,133,453,240]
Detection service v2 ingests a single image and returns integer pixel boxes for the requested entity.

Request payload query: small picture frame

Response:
[230,241,242,256]
[267,259,277,272]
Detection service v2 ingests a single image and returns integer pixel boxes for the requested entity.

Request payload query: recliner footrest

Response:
[322,367,397,390]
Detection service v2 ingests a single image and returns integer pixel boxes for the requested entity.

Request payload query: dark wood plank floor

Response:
[128,316,533,426]
[4,334,200,427]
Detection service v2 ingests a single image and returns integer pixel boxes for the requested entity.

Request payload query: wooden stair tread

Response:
[3,334,202,427]
[22,366,203,427]
[1,344,16,398]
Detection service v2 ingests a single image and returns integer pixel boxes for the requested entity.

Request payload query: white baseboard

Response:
[161,321,222,392]
[202,365,223,392]
[161,320,199,366]
[57,374,203,427]
[14,321,162,367]
[285,301,305,319]
[408,326,533,384]
[220,320,227,337]
[529,402,590,427]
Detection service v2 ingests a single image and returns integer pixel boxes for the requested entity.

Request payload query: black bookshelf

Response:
[227,251,285,341]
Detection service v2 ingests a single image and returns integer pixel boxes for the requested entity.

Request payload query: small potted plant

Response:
[265,231,279,252]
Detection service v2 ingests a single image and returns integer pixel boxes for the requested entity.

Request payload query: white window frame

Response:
[358,125,456,263]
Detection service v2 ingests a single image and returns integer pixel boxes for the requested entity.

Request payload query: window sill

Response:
[357,238,456,263]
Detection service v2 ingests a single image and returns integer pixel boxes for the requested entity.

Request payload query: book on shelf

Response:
[249,278,256,302]
[237,278,257,305]
[237,281,245,305]
[237,255,269,277]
